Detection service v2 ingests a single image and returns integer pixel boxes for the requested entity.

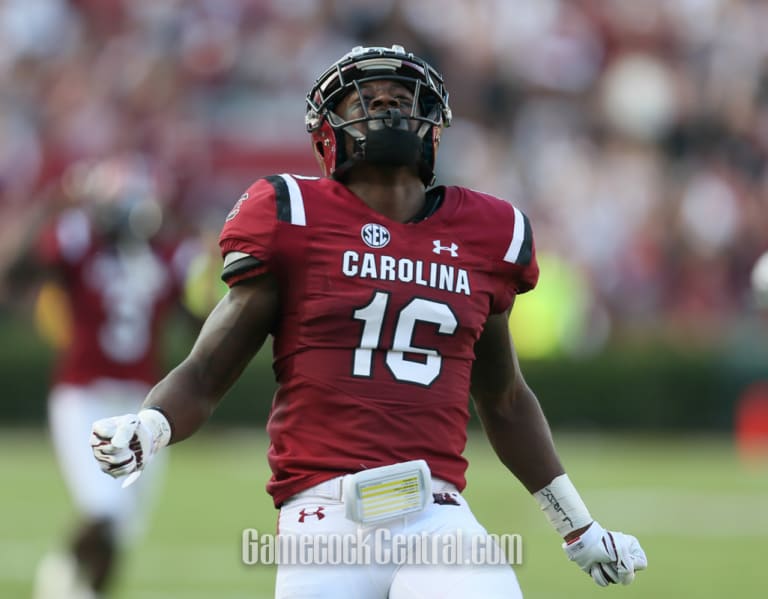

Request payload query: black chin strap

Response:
[359,126,422,167]
[332,110,435,185]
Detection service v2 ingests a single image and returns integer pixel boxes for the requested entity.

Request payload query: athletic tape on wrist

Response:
[138,408,172,453]
[533,474,592,537]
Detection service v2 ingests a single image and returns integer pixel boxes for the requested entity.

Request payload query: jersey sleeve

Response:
[491,203,539,314]
[218,178,279,286]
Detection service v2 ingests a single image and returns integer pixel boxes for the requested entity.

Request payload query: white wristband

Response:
[138,408,172,454]
[533,474,592,537]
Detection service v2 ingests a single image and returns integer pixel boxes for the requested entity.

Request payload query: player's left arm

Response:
[470,305,565,494]
[471,308,648,586]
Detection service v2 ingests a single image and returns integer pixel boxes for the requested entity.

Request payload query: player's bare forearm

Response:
[471,311,564,493]
[142,274,279,443]
[473,382,565,492]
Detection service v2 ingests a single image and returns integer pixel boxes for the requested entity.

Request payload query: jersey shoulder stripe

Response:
[503,206,533,265]
[264,174,306,226]
[451,187,534,267]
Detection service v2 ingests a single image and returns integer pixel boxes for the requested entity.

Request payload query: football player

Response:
[6,155,200,599]
[91,46,647,598]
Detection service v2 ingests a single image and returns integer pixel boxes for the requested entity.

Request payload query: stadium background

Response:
[0,0,767,597]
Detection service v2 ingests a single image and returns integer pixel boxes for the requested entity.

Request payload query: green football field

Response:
[2,429,767,598]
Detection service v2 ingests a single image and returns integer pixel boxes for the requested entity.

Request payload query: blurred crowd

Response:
[1,0,767,351]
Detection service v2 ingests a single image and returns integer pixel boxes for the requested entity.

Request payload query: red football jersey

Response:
[219,175,539,506]
[37,209,193,387]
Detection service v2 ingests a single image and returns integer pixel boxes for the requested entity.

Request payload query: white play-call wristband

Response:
[533,474,592,537]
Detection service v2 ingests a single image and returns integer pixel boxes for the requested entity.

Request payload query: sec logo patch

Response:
[361,223,390,249]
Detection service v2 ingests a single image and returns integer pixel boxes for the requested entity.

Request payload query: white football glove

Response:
[90,409,171,482]
[563,521,647,586]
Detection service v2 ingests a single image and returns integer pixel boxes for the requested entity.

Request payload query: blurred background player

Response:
[2,152,202,599]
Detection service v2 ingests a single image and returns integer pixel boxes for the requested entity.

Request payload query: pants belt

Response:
[288,475,457,503]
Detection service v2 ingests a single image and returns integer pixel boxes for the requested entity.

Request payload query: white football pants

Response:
[275,477,523,599]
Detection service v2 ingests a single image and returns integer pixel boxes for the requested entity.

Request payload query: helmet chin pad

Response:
[358,126,422,168]
[354,109,423,169]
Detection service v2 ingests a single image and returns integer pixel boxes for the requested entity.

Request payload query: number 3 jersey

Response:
[36,209,193,387]
[219,175,539,507]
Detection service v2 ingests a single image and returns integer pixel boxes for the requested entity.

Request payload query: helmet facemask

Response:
[306,45,452,186]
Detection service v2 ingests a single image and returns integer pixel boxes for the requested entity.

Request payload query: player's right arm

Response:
[91,178,281,478]
[143,272,278,441]
[153,175,285,438]
[90,273,278,479]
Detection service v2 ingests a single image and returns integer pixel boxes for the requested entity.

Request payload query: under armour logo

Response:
[433,240,458,257]
[298,506,325,522]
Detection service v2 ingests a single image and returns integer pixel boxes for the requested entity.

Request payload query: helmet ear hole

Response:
[315,142,325,157]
